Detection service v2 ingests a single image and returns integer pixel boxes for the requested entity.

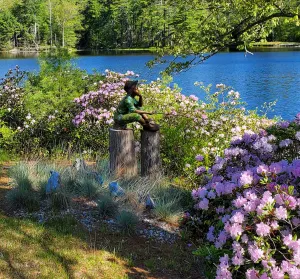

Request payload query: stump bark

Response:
[109,128,137,177]
[141,130,161,177]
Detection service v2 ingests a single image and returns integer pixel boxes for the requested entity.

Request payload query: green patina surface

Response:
[114,95,142,125]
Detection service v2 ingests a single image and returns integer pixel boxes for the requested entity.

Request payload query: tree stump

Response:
[141,130,161,177]
[109,128,137,177]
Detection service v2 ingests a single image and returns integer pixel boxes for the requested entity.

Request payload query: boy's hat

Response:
[124,80,138,92]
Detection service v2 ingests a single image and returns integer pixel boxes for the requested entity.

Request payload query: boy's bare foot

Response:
[143,122,160,131]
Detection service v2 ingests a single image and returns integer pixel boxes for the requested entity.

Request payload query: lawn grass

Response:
[0,212,202,279]
[0,213,129,279]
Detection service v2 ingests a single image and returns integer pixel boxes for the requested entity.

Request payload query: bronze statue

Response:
[113,80,160,131]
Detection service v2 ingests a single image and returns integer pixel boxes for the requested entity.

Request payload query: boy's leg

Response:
[141,114,154,123]
[116,113,159,131]
[120,113,144,125]
[141,114,149,121]
[140,114,159,131]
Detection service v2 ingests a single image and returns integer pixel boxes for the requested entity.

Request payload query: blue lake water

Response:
[1,50,300,120]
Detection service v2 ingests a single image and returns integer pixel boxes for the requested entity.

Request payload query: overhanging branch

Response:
[233,11,297,39]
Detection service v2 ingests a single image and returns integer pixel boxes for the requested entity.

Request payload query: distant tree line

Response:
[0,0,170,50]
[0,0,299,53]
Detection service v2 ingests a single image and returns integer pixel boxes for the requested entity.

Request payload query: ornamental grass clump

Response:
[6,162,40,211]
[191,113,300,278]
[49,190,70,211]
[151,186,183,224]
[75,176,102,198]
[8,162,32,191]
[97,195,119,218]
[116,210,139,234]
[6,187,40,211]
[154,200,182,224]
[60,167,78,194]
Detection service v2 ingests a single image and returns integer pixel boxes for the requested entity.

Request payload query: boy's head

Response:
[124,80,138,93]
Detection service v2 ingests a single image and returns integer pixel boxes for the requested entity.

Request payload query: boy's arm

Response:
[136,93,143,107]
[135,94,152,114]
[135,109,152,115]
[125,97,152,115]
[135,92,152,114]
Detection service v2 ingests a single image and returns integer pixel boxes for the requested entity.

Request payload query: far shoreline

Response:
[1,42,300,57]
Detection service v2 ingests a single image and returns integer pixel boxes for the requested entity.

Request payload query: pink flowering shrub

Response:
[0,66,29,149]
[72,70,138,127]
[0,66,272,163]
[72,71,270,173]
[152,81,272,174]
[192,114,300,278]
[0,66,28,129]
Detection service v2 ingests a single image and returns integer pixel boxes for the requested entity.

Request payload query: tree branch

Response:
[232,11,297,39]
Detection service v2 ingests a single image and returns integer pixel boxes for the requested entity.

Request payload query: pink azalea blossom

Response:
[195,154,204,161]
[256,222,271,236]
[248,244,264,262]
[246,269,259,279]
[228,223,243,238]
[270,267,285,279]
[230,212,245,224]
[275,206,288,220]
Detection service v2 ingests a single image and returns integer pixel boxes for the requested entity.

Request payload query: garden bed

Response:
[0,163,203,279]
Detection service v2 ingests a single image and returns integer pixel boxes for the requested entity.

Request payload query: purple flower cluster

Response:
[192,118,300,278]
[72,70,135,126]
[277,121,290,129]
[279,139,293,148]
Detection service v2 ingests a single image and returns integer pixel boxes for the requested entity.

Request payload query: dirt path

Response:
[0,164,12,214]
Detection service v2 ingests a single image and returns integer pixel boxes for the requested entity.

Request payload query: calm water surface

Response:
[1,50,300,120]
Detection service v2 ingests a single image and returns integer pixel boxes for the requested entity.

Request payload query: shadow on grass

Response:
[1,250,27,279]
[0,209,202,279]
[0,214,78,279]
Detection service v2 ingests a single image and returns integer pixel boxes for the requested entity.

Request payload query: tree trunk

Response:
[62,22,65,47]
[109,128,137,178]
[141,130,161,177]
[14,32,17,47]
[49,0,53,47]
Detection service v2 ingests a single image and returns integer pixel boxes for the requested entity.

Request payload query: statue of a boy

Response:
[113,80,159,131]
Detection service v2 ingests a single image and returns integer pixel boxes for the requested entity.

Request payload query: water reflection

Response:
[0,51,39,59]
